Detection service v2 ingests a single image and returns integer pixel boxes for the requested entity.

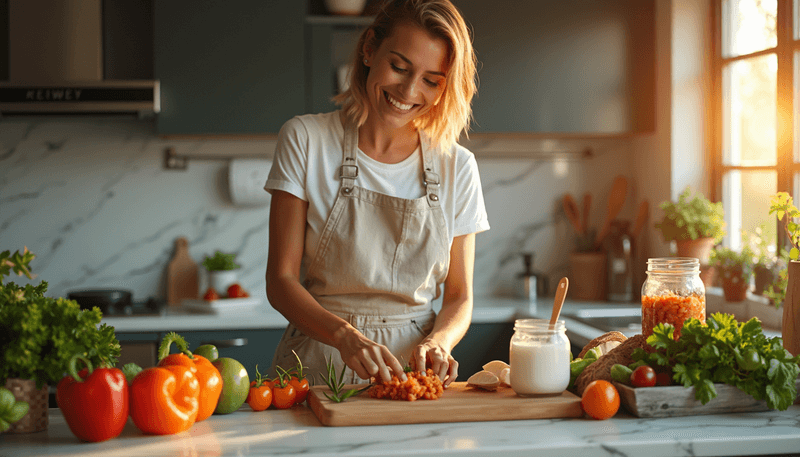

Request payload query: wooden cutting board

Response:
[307,382,582,426]
[167,237,199,306]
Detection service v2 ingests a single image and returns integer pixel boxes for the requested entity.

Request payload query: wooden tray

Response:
[614,378,800,418]
[307,382,582,426]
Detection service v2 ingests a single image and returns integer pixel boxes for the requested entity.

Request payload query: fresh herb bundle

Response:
[632,313,800,410]
[202,251,241,271]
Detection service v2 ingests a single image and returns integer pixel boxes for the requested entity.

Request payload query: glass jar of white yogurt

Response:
[509,319,571,396]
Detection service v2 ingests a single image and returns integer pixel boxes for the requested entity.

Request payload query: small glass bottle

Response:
[641,257,706,339]
[509,319,570,395]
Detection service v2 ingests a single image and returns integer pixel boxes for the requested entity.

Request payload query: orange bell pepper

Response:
[157,332,223,422]
[130,365,199,435]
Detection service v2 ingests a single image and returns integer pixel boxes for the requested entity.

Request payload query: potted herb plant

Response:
[709,245,754,304]
[0,248,121,433]
[769,192,800,356]
[744,224,779,296]
[202,250,241,296]
[655,187,725,263]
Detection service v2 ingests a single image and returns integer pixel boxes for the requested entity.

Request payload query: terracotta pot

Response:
[675,237,716,264]
[753,265,775,296]
[783,261,800,356]
[4,378,48,433]
[569,251,607,301]
[720,266,749,303]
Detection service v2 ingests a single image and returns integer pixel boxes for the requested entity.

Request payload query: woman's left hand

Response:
[412,338,458,387]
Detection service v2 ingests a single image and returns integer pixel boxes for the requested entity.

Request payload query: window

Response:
[713,0,800,255]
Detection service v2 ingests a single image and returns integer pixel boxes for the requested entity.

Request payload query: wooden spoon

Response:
[550,277,569,328]
[632,200,650,239]
[594,176,628,249]
[582,193,591,234]
[562,194,583,235]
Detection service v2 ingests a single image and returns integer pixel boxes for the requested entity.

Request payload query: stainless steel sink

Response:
[565,307,642,337]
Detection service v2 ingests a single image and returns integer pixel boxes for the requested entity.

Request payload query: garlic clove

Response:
[499,367,511,387]
[482,360,510,377]
[467,370,501,391]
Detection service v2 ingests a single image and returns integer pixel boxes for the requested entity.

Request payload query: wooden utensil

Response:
[307,382,581,426]
[167,237,199,306]
[594,176,628,249]
[562,194,583,234]
[550,277,569,328]
[632,200,650,239]
[582,193,591,234]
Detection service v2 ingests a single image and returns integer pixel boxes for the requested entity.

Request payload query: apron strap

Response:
[339,115,359,194]
[420,134,441,207]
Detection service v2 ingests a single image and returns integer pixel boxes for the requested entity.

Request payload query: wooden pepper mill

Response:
[783,261,800,357]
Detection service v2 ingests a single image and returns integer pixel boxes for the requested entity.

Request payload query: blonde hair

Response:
[333,0,477,151]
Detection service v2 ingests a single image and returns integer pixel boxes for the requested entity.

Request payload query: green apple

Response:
[194,344,219,362]
[212,357,249,414]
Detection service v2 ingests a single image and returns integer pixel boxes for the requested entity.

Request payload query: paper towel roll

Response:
[228,159,272,206]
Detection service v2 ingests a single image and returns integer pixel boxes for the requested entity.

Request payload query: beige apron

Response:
[270,118,450,385]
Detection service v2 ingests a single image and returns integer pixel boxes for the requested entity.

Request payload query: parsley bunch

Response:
[633,313,800,410]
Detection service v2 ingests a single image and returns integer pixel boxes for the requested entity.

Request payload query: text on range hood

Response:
[0,0,159,115]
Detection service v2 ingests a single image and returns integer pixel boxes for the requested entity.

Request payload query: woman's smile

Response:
[384,91,415,112]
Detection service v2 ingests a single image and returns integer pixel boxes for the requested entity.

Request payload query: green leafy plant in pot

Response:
[769,192,800,356]
[202,250,242,297]
[655,187,726,262]
[0,248,121,433]
[709,246,754,303]
[744,223,780,296]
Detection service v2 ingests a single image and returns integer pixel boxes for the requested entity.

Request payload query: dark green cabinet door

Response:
[456,0,655,134]
[451,323,514,378]
[154,1,305,134]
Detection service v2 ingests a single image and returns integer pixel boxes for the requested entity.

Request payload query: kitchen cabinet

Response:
[456,0,655,134]
[452,322,514,377]
[154,0,305,135]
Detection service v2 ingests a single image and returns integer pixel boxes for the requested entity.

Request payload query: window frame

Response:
[711,0,797,250]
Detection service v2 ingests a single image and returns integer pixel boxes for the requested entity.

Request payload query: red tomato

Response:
[655,371,672,386]
[581,380,620,420]
[272,380,296,409]
[203,287,220,301]
[289,376,309,405]
[247,381,273,412]
[631,366,657,388]
[227,283,248,298]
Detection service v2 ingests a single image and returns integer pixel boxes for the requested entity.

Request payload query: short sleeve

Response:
[264,117,309,201]
[453,153,490,237]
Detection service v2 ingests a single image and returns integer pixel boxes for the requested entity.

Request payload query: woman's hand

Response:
[412,338,458,387]
[335,327,407,382]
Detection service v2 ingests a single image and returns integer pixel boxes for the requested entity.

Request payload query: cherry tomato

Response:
[631,366,657,388]
[203,287,220,301]
[289,376,310,405]
[227,283,248,298]
[581,380,620,420]
[247,381,273,412]
[655,371,672,386]
[272,380,296,409]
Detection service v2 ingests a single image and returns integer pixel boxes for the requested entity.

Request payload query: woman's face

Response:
[363,22,448,130]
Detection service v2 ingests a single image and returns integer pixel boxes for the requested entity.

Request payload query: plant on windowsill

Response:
[768,192,800,356]
[744,223,780,296]
[0,247,121,433]
[655,187,725,265]
[709,245,754,303]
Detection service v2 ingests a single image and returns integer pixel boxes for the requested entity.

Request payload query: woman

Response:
[265,0,489,387]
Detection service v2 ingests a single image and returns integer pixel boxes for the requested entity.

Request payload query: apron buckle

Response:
[339,164,359,179]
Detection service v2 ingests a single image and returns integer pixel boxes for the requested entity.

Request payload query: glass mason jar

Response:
[509,319,570,396]
[641,257,706,339]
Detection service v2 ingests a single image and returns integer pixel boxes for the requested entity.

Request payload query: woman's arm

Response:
[412,232,475,386]
[265,190,406,381]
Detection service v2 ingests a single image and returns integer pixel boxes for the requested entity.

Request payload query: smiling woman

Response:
[264,0,489,388]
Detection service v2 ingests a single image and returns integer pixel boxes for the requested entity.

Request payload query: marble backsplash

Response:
[0,117,637,305]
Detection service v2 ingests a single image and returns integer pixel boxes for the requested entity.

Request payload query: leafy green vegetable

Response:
[202,251,240,271]
[770,191,800,260]
[632,313,800,410]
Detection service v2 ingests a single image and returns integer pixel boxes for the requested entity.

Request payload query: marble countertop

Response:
[2,404,799,457]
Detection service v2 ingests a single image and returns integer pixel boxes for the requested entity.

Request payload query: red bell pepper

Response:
[157,332,223,421]
[130,365,200,435]
[56,355,128,442]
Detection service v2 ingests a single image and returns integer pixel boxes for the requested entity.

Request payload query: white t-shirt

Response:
[264,111,490,264]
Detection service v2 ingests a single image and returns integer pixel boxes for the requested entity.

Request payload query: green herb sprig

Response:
[769,191,800,260]
[632,313,800,410]
[202,251,241,271]
[320,356,371,403]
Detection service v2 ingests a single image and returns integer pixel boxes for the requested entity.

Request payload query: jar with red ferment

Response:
[641,258,706,339]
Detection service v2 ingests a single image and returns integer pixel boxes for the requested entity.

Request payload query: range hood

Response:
[0,0,159,115]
